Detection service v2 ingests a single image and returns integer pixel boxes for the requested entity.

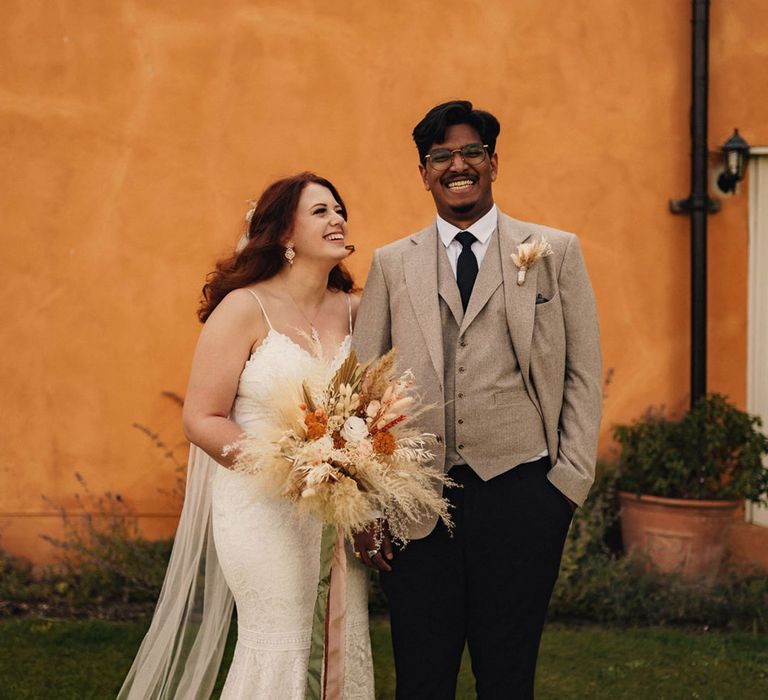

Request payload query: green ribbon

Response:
[305,523,338,700]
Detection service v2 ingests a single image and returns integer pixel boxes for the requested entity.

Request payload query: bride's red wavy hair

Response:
[198,172,356,323]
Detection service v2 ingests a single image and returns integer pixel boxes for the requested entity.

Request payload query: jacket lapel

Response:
[437,242,464,327]
[404,225,445,386]
[498,213,537,383]
[459,228,503,335]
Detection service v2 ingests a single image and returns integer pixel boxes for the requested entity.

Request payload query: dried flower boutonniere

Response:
[511,238,553,285]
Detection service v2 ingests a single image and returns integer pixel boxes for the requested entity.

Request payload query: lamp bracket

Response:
[669,196,721,214]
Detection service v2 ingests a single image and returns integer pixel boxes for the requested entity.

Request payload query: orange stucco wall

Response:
[2,1,767,563]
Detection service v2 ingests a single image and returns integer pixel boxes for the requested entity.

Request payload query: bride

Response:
[118,173,375,699]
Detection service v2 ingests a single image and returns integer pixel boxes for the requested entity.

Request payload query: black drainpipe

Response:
[670,0,720,408]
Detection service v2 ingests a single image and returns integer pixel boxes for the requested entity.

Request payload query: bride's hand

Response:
[353,519,393,572]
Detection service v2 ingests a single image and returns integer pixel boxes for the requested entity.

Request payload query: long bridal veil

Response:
[117,446,234,699]
[118,232,252,698]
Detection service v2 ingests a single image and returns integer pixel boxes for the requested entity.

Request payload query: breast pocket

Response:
[533,293,564,356]
[534,293,561,318]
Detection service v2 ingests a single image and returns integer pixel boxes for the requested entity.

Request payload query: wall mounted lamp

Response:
[717,128,750,193]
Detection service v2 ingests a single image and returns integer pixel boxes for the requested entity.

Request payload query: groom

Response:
[352,100,601,699]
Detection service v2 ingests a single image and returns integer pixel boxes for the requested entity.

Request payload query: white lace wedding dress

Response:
[211,292,374,699]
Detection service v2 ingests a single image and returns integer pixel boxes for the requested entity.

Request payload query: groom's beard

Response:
[450,203,476,215]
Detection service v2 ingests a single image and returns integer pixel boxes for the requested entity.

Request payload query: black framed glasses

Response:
[424,143,489,171]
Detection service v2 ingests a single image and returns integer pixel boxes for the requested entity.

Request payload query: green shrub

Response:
[0,472,174,616]
[614,393,768,502]
[40,473,173,606]
[551,551,768,630]
[0,548,37,603]
[2,401,184,615]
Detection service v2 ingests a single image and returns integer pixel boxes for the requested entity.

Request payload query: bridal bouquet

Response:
[226,348,453,544]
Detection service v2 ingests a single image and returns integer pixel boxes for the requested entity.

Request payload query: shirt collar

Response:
[437,204,498,248]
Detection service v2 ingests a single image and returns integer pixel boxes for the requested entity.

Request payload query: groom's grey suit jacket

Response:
[353,211,602,540]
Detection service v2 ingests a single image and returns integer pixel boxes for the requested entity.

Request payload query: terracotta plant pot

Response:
[618,491,740,581]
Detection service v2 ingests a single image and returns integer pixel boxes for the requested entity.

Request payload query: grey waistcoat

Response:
[437,230,547,477]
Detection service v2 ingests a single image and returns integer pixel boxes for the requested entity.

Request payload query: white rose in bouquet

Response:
[340,416,368,443]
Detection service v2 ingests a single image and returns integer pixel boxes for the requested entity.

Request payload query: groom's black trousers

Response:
[380,457,573,700]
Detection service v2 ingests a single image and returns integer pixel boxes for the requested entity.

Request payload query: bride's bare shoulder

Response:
[238,280,285,302]
[222,279,280,303]
[204,287,269,331]
[215,287,258,312]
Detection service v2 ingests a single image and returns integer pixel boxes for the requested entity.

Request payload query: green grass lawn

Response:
[0,617,766,699]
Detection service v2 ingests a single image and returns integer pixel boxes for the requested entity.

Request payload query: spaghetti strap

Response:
[346,294,353,334]
[245,289,274,331]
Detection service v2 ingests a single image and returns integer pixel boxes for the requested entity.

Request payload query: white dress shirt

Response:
[436,204,498,278]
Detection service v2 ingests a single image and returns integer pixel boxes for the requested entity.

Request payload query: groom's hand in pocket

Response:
[353,519,393,572]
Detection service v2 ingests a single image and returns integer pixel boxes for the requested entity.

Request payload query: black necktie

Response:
[455,230,478,311]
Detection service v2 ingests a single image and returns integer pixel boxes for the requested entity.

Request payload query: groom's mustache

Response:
[345,244,355,254]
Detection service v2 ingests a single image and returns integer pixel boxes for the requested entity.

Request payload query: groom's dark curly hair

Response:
[412,100,501,165]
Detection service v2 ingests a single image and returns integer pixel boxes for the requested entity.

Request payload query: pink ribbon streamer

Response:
[322,531,348,699]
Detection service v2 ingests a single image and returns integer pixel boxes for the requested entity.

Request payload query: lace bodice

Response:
[233,329,351,434]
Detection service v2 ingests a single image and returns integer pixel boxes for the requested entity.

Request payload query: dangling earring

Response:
[284,245,295,266]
